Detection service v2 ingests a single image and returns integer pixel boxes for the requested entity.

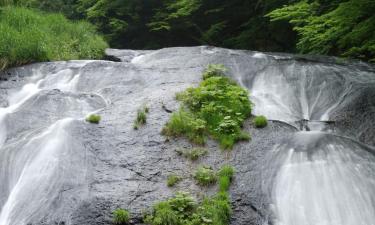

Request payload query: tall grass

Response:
[0,6,108,70]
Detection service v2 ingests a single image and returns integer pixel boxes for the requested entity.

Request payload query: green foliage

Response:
[202,64,227,80]
[253,115,268,128]
[162,109,206,145]
[267,0,375,61]
[144,191,231,225]
[218,165,235,192]
[163,65,252,150]
[193,166,217,186]
[113,208,130,225]
[167,174,182,187]
[0,6,107,70]
[86,114,101,124]
[134,105,149,130]
[175,148,208,161]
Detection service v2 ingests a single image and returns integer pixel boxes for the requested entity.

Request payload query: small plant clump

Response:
[86,114,101,124]
[253,115,268,128]
[175,148,208,161]
[218,165,235,192]
[113,208,130,225]
[193,166,217,186]
[162,64,252,149]
[134,105,150,130]
[144,191,231,225]
[167,174,182,187]
[202,64,227,80]
[145,165,235,225]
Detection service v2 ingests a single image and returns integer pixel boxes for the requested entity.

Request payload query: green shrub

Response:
[175,148,208,161]
[0,6,108,70]
[167,174,182,187]
[193,166,217,186]
[113,208,130,225]
[218,165,235,192]
[253,115,268,128]
[202,64,227,80]
[133,105,149,130]
[144,191,231,225]
[86,114,101,124]
[163,65,252,150]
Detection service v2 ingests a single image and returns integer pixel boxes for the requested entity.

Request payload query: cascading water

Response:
[0,47,374,225]
[0,62,107,225]
[239,54,375,225]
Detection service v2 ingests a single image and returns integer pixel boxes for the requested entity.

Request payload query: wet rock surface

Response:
[0,47,374,225]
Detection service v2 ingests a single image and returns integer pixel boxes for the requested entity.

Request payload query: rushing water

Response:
[0,62,107,225]
[0,47,374,225]
[241,53,375,225]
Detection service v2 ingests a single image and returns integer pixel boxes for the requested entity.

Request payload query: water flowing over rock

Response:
[0,46,374,225]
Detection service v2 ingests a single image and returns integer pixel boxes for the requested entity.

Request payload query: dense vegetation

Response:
[3,0,373,61]
[162,65,252,149]
[0,6,107,70]
[267,0,375,62]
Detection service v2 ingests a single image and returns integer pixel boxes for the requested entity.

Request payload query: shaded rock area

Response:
[0,46,374,225]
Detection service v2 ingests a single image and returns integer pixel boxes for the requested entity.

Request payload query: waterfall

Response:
[0,62,106,225]
[0,47,374,225]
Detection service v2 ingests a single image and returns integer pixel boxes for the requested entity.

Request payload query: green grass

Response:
[253,115,268,128]
[145,165,235,225]
[202,64,227,80]
[193,166,217,186]
[144,191,231,225]
[175,147,208,161]
[86,114,101,124]
[218,165,235,192]
[167,174,182,187]
[0,6,108,70]
[163,65,252,150]
[133,105,149,130]
[113,208,130,225]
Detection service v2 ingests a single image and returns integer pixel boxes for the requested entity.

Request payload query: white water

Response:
[0,119,74,225]
[0,63,96,225]
[269,133,375,225]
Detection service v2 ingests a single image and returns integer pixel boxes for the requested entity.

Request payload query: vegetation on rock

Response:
[113,208,130,225]
[86,114,101,124]
[253,115,268,128]
[145,164,234,225]
[162,65,252,149]
[0,6,107,70]
[175,148,208,161]
[193,166,217,186]
[134,105,149,130]
[167,174,182,187]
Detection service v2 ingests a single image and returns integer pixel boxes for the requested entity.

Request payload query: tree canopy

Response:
[1,0,374,62]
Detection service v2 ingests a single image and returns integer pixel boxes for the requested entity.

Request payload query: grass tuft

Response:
[113,208,130,225]
[253,115,268,128]
[193,166,217,186]
[167,174,182,187]
[133,105,149,130]
[86,114,101,124]
[175,147,208,161]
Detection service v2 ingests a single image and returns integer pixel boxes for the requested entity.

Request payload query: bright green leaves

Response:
[267,0,375,61]
[163,65,252,149]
